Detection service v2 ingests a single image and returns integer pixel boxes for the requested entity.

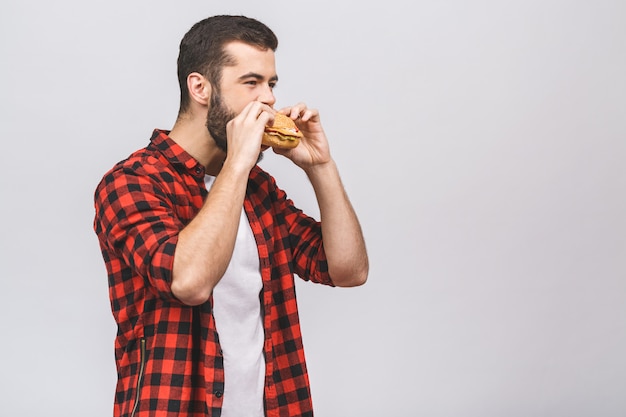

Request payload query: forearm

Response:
[171,163,249,305]
[305,160,369,287]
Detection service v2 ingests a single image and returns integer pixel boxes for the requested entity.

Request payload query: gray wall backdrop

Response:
[1,0,625,416]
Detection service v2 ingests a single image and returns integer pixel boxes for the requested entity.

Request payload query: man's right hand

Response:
[225,100,275,172]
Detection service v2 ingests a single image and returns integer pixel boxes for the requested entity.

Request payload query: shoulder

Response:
[94,142,182,207]
[97,147,156,188]
[96,130,192,191]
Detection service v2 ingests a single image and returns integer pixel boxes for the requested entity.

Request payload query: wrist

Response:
[304,160,341,190]
[303,158,335,177]
[220,157,255,181]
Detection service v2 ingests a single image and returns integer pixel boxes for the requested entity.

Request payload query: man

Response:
[94,15,368,417]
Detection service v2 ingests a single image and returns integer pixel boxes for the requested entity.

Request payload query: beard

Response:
[206,91,235,153]
[205,91,265,164]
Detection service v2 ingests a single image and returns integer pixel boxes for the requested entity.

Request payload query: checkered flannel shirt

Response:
[93,130,334,417]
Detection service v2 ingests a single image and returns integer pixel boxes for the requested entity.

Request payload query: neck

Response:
[169,113,226,176]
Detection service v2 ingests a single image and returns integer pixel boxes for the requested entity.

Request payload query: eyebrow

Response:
[238,72,279,83]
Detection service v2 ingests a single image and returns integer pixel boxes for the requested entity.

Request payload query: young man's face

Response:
[219,41,278,112]
[206,41,278,152]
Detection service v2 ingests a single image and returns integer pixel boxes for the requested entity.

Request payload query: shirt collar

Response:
[149,129,206,178]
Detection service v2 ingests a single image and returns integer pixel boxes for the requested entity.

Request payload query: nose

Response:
[258,84,276,106]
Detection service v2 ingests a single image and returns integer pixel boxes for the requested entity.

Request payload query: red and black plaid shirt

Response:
[94,130,334,417]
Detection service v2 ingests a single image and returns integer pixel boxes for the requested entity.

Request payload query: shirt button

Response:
[214,390,223,398]
[195,166,202,174]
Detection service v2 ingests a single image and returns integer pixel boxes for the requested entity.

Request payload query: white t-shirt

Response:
[205,175,265,417]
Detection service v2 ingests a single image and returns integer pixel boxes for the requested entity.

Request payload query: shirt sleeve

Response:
[269,176,335,287]
[94,164,184,302]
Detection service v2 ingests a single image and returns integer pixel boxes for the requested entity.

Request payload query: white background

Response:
[1,1,625,416]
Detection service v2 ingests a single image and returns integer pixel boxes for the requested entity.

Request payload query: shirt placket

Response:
[242,196,279,415]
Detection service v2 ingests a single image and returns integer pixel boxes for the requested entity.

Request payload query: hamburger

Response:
[262,113,303,149]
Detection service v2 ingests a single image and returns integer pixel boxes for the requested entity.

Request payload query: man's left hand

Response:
[273,103,331,169]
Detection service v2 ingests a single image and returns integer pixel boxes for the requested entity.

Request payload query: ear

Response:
[187,72,211,107]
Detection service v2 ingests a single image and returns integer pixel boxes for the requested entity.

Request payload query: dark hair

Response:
[177,15,278,114]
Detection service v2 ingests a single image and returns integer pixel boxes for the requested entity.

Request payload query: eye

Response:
[244,80,258,86]
[269,81,277,89]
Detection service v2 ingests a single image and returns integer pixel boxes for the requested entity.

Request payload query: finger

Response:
[271,146,293,157]
[277,103,305,118]
[239,100,274,121]
[277,106,291,115]
[257,109,273,127]
[289,102,307,120]
[236,100,259,120]
[299,108,319,122]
